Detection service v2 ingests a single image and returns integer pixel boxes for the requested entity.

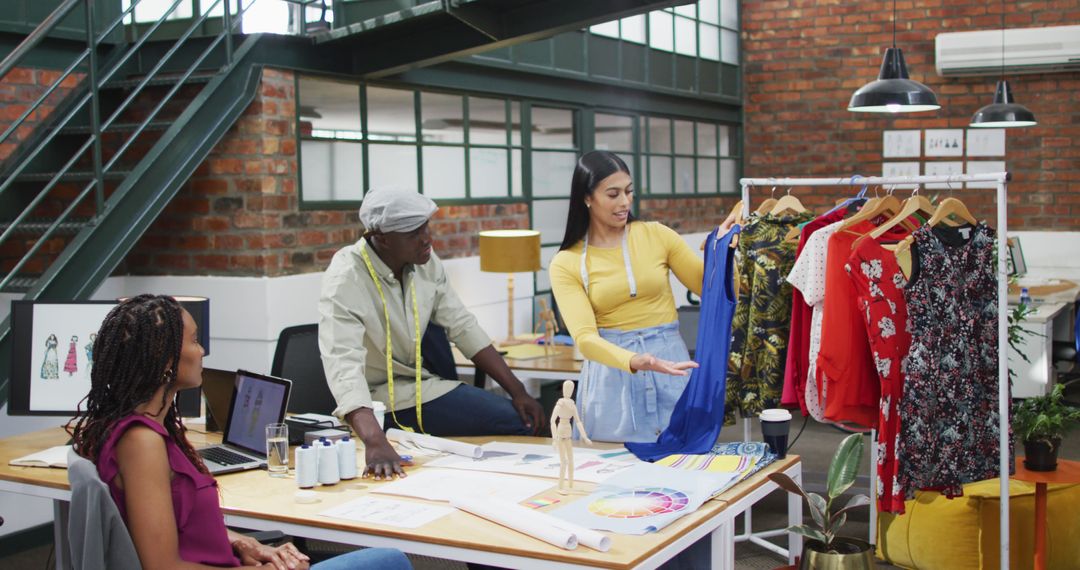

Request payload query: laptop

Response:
[201,368,236,432]
[197,369,292,475]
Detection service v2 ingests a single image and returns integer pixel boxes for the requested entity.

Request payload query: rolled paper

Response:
[386,428,483,459]
[451,494,578,550]
[547,518,611,552]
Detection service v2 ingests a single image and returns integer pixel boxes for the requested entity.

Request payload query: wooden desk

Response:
[454,345,581,394]
[1012,459,1080,570]
[0,427,802,570]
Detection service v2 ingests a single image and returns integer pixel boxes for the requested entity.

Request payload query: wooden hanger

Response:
[755,198,777,214]
[769,188,807,216]
[867,189,935,240]
[927,197,977,227]
[837,187,901,233]
[703,199,744,250]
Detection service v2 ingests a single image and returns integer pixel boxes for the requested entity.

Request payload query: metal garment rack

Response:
[735,173,1012,569]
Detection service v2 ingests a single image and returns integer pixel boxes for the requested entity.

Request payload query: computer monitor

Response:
[8,300,201,417]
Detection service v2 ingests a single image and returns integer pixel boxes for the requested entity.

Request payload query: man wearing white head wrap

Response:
[319,188,546,479]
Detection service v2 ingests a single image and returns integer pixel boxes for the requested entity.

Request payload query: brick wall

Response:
[0,67,83,160]
[640,196,738,233]
[122,69,532,277]
[741,0,1080,229]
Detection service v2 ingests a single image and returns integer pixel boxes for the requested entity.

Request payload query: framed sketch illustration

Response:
[925,129,964,157]
[924,161,964,189]
[883,130,920,158]
[882,162,920,189]
[967,128,1006,157]
[8,300,118,415]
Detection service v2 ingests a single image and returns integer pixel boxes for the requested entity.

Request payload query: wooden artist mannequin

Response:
[551,380,591,494]
[535,298,557,355]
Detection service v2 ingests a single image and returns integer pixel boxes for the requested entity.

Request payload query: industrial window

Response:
[642,115,738,196]
[588,0,738,64]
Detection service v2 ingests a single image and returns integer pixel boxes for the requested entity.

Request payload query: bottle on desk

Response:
[1020,287,1032,306]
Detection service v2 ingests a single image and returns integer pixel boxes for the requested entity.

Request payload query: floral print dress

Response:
[896,222,1012,499]
[846,237,911,514]
[725,211,813,424]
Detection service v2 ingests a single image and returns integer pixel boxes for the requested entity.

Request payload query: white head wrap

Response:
[358,188,437,234]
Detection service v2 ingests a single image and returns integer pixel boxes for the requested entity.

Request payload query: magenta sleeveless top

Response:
[97,415,240,567]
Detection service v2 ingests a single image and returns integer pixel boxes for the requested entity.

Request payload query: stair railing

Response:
[0,0,263,294]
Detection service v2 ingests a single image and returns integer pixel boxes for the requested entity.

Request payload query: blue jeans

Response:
[383,384,531,436]
[311,547,411,570]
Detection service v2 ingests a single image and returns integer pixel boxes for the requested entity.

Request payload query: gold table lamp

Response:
[478,229,541,345]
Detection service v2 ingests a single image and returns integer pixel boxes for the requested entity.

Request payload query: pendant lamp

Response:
[848,0,940,113]
[970,0,1037,127]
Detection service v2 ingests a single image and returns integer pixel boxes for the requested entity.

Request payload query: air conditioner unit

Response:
[935,25,1080,77]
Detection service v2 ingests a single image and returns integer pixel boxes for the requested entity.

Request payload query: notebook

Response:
[197,369,291,475]
[9,445,71,469]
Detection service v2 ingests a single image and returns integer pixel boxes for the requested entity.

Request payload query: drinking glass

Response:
[265,423,289,477]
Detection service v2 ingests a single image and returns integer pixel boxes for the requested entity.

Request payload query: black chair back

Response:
[271,324,337,415]
[421,323,458,381]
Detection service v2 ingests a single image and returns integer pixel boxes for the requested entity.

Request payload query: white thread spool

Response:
[294,444,318,488]
[316,440,340,485]
[336,437,358,480]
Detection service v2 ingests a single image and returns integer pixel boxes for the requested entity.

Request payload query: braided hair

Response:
[67,294,209,475]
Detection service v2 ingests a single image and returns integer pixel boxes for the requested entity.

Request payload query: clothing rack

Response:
[736,172,1012,569]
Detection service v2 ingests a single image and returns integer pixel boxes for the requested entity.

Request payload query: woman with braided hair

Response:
[68,294,411,570]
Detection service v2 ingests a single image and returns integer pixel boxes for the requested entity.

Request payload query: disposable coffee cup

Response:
[759,408,792,458]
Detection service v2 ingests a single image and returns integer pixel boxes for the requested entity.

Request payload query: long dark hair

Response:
[558,150,637,251]
[67,294,209,475]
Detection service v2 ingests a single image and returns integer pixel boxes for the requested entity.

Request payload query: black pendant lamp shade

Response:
[970,80,1037,128]
[848,47,941,113]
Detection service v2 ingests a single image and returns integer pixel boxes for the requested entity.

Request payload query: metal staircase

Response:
[0,0,267,405]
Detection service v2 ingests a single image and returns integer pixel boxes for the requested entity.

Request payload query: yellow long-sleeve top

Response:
[550,221,704,373]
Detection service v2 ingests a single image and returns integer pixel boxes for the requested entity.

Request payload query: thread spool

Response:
[317,440,340,485]
[294,444,317,488]
[337,437,358,480]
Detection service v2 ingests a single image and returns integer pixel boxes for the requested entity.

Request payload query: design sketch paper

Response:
[549,463,736,535]
[319,497,452,529]
[882,162,920,189]
[425,450,636,483]
[29,304,114,412]
[967,128,1005,157]
[882,130,920,158]
[373,468,553,504]
[966,161,1006,189]
[924,161,964,189]
[924,129,964,157]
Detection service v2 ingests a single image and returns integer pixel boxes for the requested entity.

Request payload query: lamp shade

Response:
[478,230,541,273]
[970,80,1037,128]
[848,48,941,113]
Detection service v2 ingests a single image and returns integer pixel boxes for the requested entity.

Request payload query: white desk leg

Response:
[53,500,70,570]
[787,464,803,565]
[712,519,736,570]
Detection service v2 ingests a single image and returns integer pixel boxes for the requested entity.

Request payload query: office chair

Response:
[67,449,142,570]
[271,323,459,414]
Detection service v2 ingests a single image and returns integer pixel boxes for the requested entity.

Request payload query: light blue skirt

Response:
[577,321,692,443]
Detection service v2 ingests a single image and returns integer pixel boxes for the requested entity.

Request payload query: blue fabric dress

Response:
[626,226,739,461]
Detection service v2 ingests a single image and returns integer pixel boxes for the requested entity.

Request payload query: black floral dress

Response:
[725,212,813,424]
[896,222,1012,499]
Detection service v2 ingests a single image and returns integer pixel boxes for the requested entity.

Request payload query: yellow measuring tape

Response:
[359,244,424,434]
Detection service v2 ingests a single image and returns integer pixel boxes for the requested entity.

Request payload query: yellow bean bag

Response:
[876,478,1080,570]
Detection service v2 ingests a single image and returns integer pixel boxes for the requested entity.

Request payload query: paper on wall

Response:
[373,468,553,504]
[319,497,452,529]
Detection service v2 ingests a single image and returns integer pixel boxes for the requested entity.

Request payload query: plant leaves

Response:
[788,525,829,545]
[830,494,871,524]
[768,473,809,500]
[807,492,827,531]
[827,433,865,500]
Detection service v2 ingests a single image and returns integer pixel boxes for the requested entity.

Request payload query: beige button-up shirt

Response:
[318,239,492,419]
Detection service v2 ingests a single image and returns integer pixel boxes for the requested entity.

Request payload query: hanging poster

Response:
[924,161,965,189]
[26,303,115,412]
[882,162,920,189]
[925,129,964,157]
[882,130,920,158]
[967,128,1006,157]
[966,161,1006,188]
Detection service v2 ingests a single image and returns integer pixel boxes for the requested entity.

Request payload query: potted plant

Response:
[1014,383,1080,471]
[769,433,873,570]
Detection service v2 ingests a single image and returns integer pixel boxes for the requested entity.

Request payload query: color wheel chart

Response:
[587,487,689,519]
